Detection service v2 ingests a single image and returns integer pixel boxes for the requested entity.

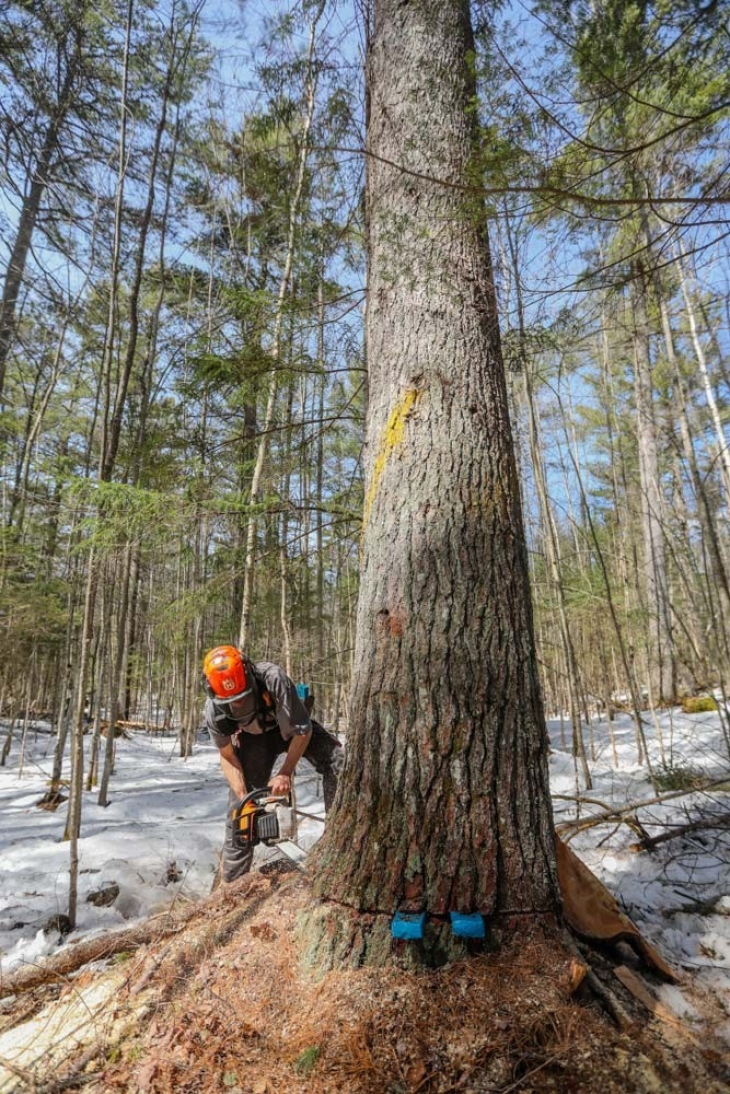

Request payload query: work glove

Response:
[231,798,258,846]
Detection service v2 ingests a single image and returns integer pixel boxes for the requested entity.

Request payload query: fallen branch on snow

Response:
[0,914,186,998]
[630,813,730,853]
[662,893,728,918]
[555,778,730,840]
[0,874,270,997]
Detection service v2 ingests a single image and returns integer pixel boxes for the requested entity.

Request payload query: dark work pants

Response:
[221,720,343,883]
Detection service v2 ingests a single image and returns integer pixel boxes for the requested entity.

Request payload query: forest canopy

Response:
[0,0,728,770]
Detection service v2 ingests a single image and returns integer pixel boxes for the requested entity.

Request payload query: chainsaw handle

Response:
[237,787,291,809]
[237,787,269,809]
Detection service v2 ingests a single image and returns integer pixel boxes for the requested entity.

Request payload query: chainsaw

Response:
[230,786,307,866]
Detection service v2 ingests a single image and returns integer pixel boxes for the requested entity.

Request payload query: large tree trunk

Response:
[308,0,560,968]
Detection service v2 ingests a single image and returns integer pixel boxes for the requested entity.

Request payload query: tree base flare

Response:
[10,872,728,1094]
[297,898,565,972]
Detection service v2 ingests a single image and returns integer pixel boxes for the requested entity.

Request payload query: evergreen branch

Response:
[323,144,730,209]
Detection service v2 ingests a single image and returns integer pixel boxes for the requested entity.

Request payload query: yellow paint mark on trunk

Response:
[363,389,420,526]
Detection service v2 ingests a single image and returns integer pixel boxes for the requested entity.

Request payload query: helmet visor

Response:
[217,685,254,706]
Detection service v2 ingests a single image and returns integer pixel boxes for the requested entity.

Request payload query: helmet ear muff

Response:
[201,672,216,699]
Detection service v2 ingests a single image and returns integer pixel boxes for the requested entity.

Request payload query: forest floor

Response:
[1,865,730,1093]
[1,708,730,1091]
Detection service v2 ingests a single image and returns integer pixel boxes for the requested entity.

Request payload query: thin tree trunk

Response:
[49,571,81,792]
[99,550,133,805]
[659,297,730,665]
[631,270,674,703]
[279,376,295,676]
[316,281,327,675]
[64,0,137,928]
[554,384,653,775]
[66,545,97,928]
[85,601,108,791]
[676,246,730,507]
[238,0,326,649]
[100,21,182,480]
[503,209,592,790]
[0,14,87,401]
[0,696,14,767]
[18,672,33,779]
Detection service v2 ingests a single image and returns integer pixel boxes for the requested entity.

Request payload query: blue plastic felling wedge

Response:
[449,912,485,939]
[391,911,426,940]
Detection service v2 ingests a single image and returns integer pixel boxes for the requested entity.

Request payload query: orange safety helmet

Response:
[202,645,251,702]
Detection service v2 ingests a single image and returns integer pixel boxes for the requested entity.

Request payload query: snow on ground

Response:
[0,708,729,1032]
[548,706,730,1028]
[0,723,327,981]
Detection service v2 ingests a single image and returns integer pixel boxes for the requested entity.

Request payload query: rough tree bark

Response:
[305,0,560,969]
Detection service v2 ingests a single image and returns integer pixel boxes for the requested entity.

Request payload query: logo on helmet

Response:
[202,645,249,702]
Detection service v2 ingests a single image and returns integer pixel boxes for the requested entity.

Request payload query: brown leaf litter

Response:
[1,864,729,1094]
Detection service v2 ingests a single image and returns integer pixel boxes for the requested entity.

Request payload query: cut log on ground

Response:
[0,874,272,997]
